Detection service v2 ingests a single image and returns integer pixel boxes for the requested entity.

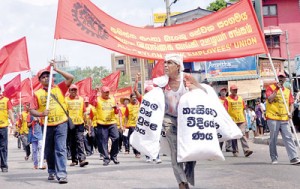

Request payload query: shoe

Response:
[245,150,253,157]
[99,155,104,160]
[111,158,120,164]
[70,162,78,166]
[233,152,238,157]
[25,156,29,161]
[103,161,110,166]
[124,151,129,154]
[135,154,141,158]
[1,168,8,173]
[79,161,89,167]
[290,158,300,165]
[156,159,162,164]
[58,177,68,184]
[48,174,56,180]
[145,158,151,163]
[33,165,38,169]
[271,160,278,165]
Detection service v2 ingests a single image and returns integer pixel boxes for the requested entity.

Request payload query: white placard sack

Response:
[130,87,165,159]
[201,84,243,142]
[177,89,225,162]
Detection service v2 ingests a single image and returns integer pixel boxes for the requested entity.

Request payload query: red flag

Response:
[113,86,132,104]
[10,78,33,106]
[3,74,21,98]
[101,71,120,93]
[54,0,268,61]
[0,37,30,79]
[75,77,92,97]
[152,60,165,79]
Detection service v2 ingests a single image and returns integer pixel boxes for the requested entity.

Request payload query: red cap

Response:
[277,72,286,78]
[69,84,78,90]
[230,84,238,90]
[219,87,227,92]
[101,86,110,92]
[37,69,50,80]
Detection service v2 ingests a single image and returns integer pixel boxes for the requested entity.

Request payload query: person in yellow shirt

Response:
[124,93,141,158]
[224,84,253,157]
[65,84,88,167]
[92,86,120,166]
[83,97,97,156]
[266,72,300,165]
[0,86,15,173]
[30,60,74,184]
[117,97,129,152]
[19,102,31,161]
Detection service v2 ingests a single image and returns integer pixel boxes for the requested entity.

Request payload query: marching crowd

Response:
[1,54,300,189]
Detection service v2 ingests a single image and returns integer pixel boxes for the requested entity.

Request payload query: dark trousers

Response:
[124,127,140,155]
[20,134,31,157]
[70,124,86,162]
[96,124,119,162]
[84,127,97,155]
[0,127,8,169]
[118,129,123,151]
[45,122,68,179]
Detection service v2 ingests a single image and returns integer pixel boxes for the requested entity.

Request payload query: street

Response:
[1,135,300,189]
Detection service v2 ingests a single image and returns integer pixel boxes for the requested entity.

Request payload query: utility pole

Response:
[165,0,171,26]
[285,30,293,93]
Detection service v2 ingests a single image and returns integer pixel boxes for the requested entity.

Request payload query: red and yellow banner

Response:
[55,0,268,61]
[113,86,132,104]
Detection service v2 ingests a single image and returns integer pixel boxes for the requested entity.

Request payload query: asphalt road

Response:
[1,135,300,189]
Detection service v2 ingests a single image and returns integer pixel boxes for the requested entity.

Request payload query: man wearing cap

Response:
[218,87,233,152]
[84,96,97,156]
[92,86,120,166]
[224,84,253,157]
[30,60,74,183]
[124,93,141,158]
[0,86,15,173]
[65,84,88,167]
[266,72,300,165]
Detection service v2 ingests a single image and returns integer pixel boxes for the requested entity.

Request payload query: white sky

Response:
[0,0,215,85]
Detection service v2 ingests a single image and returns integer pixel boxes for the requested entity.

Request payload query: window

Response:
[265,35,280,48]
[118,59,124,65]
[132,58,137,64]
[263,5,277,16]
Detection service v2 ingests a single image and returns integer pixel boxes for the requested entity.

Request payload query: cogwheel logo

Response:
[72,2,109,40]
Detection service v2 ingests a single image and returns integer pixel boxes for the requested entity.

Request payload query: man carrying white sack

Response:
[156,53,207,189]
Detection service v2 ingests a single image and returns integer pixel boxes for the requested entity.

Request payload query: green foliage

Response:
[118,74,131,89]
[73,66,110,88]
[206,0,237,11]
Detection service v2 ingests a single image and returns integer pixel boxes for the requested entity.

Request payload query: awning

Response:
[264,26,283,35]
[228,79,261,101]
[207,75,259,82]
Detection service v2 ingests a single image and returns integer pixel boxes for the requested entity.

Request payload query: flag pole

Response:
[39,40,57,168]
[29,71,34,96]
[267,53,300,151]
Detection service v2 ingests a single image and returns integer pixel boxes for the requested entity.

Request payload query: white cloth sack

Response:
[177,89,225,162]
[130,87,165,159]
[200,84,243,142]
[123,128,129,137]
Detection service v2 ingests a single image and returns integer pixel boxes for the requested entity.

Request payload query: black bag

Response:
[50,94,75,130]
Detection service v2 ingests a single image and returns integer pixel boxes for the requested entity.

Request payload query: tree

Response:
[73,66,110,88]
[206,0,237,12]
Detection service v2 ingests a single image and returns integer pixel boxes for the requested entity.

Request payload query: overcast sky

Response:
[0,0,215,82]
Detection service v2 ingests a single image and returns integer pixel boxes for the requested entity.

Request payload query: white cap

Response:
[164,54,184,71]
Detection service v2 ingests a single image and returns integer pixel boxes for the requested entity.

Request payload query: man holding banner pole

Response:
[265,72,300,165]
[30,60,74,183]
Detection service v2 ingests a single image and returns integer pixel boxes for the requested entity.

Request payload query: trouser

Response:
[96,124,119,162]
[118,129,123,151]
[70,124,86,162]
[268,120,298,161]
[84,127,97,155]
[0,127,8,169]
[66,128,71,159]
[20,134,31,157]
[45,122,68,179]
[124,127,140,155]
[232,123,250,155]
[17,135,21,149]
[32,140,42,166]
[164,115,196,186]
